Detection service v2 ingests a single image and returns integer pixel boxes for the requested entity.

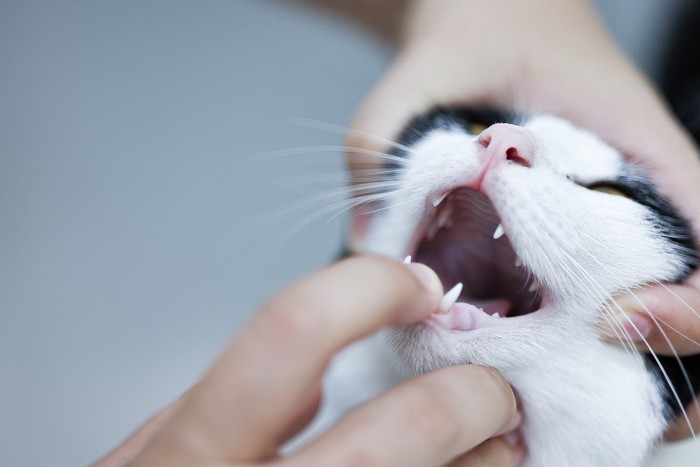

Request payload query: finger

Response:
[291,365,519,467]
[92,388,192,467]
[599,273,700,355]
[665,395,700,441]
[131,255,443,464]
[447,436,524,467]
[275,383,323,447]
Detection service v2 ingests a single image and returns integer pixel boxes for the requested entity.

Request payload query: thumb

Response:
[346,52,434,170]
[345,51,435,245]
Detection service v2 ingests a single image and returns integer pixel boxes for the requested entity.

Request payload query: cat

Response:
[295,108,700,466]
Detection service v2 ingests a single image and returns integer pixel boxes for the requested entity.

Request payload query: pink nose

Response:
[478,123,534,169]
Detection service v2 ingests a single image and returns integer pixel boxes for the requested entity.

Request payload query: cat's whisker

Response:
[284,195,411,247]
[572,265,694,435]
[652,280,700,321]
[275,175,393,188]
[598,302,642,361]
[345,196,416,218]
[636,311,700,348]
[276,181,399,210]
[275,167,399,186]
[618,284,700,435]
[267,191,401,251]
[323,194,410,226]
[618,291,700,438]
[574,249,699,437]
[347,167,404,176]
[289,117,416,155]
[252,144,407,166]
[556,249,673,378]
[251,182,401,232]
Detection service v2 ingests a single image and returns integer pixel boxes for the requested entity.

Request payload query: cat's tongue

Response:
[427,300,520,331]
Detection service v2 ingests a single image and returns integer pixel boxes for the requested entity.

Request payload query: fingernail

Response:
[600,296,653,342]
[405,263,443,297]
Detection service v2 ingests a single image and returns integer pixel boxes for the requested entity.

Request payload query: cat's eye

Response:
[588,183,629,198]
[468,122,488,135]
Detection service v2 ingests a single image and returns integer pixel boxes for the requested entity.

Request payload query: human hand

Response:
[94,256,522,467]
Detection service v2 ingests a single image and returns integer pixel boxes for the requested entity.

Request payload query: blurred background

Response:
[2,1,699,465]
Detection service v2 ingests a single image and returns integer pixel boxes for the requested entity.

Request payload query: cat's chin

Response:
[385,322,515,374]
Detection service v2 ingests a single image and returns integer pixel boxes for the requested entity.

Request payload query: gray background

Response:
[2,1,699,465]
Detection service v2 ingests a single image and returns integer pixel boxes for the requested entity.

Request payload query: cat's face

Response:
[356,109,696,373]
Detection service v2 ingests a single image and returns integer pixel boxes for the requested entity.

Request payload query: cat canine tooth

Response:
[529,280,540,292]
[432,192,448,207]
[515,258,522,267]
[492,312,500,318]
[493,224,505,239]
[403,255,412,264]
[436,207,450,229]
[439,282,463,313]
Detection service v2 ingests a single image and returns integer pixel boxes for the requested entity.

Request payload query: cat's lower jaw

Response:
[299,328,666,467]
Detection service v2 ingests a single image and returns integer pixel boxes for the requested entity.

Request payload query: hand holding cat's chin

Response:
[94,256,522,467]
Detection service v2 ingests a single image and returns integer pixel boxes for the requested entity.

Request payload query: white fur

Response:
[298,115,688,466]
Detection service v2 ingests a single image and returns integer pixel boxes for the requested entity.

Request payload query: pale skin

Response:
[94,257,522,466]
[98,0,700,464]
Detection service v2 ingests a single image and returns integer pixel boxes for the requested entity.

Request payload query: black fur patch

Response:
[615,166,698,279]
[608,166,700,417]
[396,107,518,147]
[387,107,519,172]
[653,354,700,419]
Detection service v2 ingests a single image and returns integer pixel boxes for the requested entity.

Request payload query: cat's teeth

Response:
[529,280,540,292]
[403,255,412,264]
[491,312,500,318]
[493,224,505,240]
[515,258,522,267]
[439,282,463,313]
[436,207,450,229]
[432,192,448,207]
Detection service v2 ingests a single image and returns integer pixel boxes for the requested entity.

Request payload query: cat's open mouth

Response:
[410,187,551,332]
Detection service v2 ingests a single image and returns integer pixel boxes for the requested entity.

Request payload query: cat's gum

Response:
[426,301,545,331]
